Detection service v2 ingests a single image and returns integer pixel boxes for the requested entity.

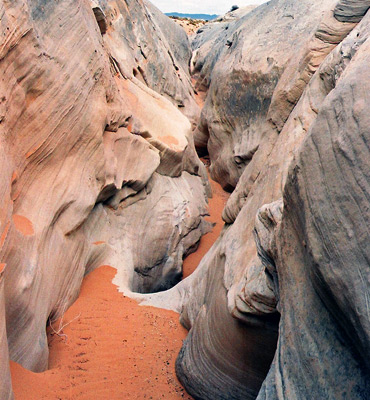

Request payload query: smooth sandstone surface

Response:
[0,0,209,384]
[91,0,200,127]
[258,12,370,398]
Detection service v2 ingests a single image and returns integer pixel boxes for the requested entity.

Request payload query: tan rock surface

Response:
[90,0,200,127]
[258,12,370,398]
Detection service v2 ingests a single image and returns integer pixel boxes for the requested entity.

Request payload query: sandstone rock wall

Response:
[0,0,209,377]
[258,12,370,398]
[158,1,370,399]
[1,0,369,398]
[90,0,200,127]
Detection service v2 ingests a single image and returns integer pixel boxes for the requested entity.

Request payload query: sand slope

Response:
[11,266,192,399]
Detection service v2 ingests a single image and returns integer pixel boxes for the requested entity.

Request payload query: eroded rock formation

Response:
[191,0,364,190]
[91,0,200,126]
[258,13,370,398]
[1,0,369,399]
[0,0,210,384]
[136,1,370,399]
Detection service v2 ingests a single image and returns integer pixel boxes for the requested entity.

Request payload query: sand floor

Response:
[11,265,194,399]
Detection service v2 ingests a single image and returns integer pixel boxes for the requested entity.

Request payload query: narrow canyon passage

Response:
[183,163,230,279]
[9,124,228,399]
[3,1,369,400]
[182,84,230,279]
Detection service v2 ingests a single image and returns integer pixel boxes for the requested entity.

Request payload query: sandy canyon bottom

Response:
[10,167,229,399]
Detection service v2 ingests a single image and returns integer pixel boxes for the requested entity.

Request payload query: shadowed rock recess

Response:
[1,0,370,399]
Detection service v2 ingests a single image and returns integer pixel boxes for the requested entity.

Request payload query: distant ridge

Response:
[166,12,218,20]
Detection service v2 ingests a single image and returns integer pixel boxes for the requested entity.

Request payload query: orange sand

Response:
[183,163,229,278]
[11,266,193,399]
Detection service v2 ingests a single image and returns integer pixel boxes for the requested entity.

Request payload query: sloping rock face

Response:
[191,0,360,190]
[0,0,209,380]
[167,1,370,399]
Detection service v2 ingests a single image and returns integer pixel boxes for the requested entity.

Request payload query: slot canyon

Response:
[0,0,369,399]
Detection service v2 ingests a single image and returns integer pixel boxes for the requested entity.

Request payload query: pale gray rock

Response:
[86,171,212,294]
[268,6,358,132]
[91,0,200,127]
[169,2,370,399]
[213,6,257,23]
[144,0,192,73]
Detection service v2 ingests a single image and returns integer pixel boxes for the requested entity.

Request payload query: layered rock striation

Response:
[258,12,370,398]
[0,0,209,384]
[91,0,200,126]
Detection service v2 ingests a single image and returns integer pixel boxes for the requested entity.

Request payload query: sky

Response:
[150,0,268,16]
